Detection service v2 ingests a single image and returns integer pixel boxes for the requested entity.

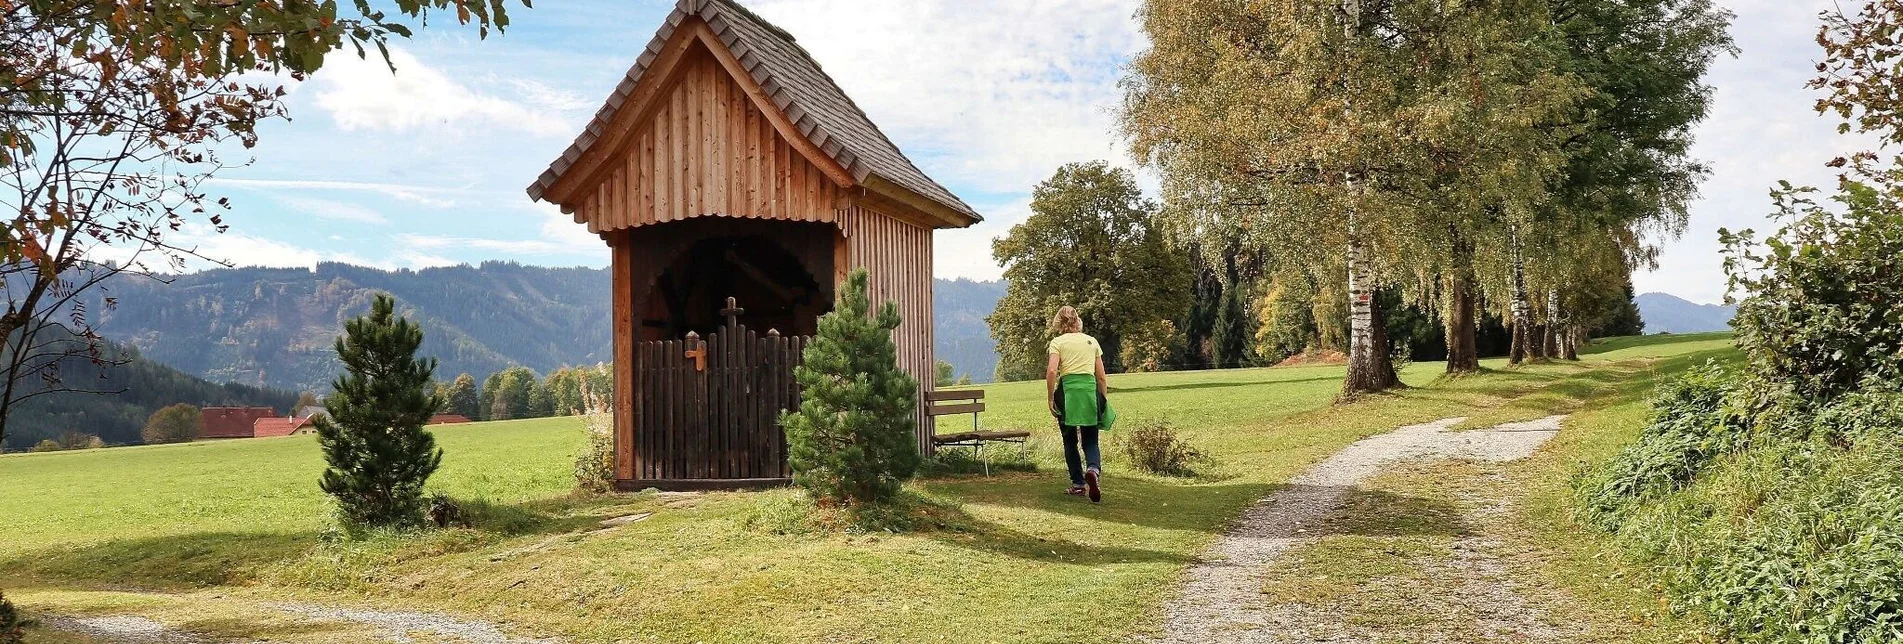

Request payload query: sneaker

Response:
[1085,468,1101,503]
[1066,485,1088,496]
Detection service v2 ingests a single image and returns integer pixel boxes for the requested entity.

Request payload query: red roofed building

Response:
[253,415,317,438]
[199,407,276,439]
[428,414,472,425]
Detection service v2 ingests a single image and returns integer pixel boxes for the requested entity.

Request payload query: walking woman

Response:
[1047,306,1111,502]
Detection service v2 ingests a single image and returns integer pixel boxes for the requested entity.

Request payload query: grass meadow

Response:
[0,333,1735,643]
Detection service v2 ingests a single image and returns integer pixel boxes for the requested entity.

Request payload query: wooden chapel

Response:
[526,0,980,490]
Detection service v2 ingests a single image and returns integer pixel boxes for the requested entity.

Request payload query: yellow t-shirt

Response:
[1047,333,1102,376]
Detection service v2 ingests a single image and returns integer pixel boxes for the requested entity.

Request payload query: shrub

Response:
[141,403,199,444]
[1720,179,1903,406]
[1122,421,1207,477]
[315,293,444,530]
[425,494,464,529]
[57,431,102,450]
[573,413,615,493]
[28,440,60,453]
[1573,362,1747,530]
[780,269,921,511]
[0,589,23,644]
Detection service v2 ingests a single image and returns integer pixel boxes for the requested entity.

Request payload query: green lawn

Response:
[0,333,1733,643]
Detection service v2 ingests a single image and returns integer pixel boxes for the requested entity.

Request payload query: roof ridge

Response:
[527,0,980,225]
[703,0,797,43]
[711,3,972,214]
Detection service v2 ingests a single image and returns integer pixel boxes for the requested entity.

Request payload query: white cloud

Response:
[207,177,459,208]
[87,224,384,273]
[394,204,607,263]
[935,199,1031,281]
[1635,0,1876,304]
[310,47,578,138]
[746,0,1143,194]
[276,196,389,225]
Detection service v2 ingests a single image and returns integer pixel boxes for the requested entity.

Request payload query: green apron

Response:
[1056,374,1117,429]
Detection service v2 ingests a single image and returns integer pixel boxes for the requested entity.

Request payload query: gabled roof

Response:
[526,0,979,227]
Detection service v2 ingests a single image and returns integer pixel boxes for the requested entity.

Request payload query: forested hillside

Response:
[933,278,1005,382]
[78,262,612,393]
[77,263,1003,392]
[1,326,296,451]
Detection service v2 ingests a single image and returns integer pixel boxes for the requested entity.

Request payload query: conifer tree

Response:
[780,269,920,508]
[315,294,444,529]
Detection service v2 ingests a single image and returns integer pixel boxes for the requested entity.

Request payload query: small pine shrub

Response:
[315,293,444,531]
[1122,421,1208,477]
[572,413,615,493]
[0,589,24,644]
[780,269,921,511]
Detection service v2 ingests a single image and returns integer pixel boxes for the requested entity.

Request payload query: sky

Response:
[191,0,1862,306]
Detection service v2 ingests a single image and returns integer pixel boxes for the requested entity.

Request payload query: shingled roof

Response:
[526,0,979,225]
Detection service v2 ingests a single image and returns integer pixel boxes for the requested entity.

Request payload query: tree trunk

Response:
[1444,271,1479,374]
[1561,325,1581,360]
[1507,225,1532,365]
[1540,291,1560,358]
[1343,233,1400,397]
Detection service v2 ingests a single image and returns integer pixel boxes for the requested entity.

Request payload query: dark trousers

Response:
[1061,425,1101,486]
[1051,384,1106,486]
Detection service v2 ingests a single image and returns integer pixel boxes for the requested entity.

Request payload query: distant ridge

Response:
[76,263,1006,391]
[1636,292,1736,334]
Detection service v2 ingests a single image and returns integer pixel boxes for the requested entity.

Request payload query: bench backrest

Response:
[925,389,985,416]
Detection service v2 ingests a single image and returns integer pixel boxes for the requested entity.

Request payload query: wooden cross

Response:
[683,331,706,371]
[720,297,745,329]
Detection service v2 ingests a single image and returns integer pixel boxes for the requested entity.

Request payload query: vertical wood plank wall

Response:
[574,48,844,234]
[838,206,937,452]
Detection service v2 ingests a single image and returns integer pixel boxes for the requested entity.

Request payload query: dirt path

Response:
[37,602,560,644]
[1152,415,1566,643]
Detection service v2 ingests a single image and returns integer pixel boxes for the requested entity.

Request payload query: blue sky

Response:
[193,0,1861,306]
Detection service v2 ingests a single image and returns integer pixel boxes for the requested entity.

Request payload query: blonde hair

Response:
[1051,306,1083,334]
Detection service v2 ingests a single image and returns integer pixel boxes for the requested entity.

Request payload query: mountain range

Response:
[1634,292,1737,334]
[71,263,1005,393]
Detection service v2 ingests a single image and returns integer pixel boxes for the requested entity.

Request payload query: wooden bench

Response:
[927,390,1028,471]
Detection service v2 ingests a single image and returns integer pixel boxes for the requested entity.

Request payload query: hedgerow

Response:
[1574,174,1903,642]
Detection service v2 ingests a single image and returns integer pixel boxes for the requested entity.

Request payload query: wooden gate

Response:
[632,316,809,484]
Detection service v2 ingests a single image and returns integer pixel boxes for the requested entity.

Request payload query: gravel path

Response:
[274,603,560,643]
[1151,415,1567,643]
[39,602,559,643]
[39,615,207,643]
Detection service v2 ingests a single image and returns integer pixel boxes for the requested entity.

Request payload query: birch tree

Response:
[1123,0,1580,396]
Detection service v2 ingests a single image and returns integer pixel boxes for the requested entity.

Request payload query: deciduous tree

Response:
[0,0,525,448]
[140,402,198,444]
[987,161,1190,380]
[1123,0,1583,396]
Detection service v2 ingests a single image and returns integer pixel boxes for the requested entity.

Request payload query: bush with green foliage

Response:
[314,293,444,530]
[573,413,615,493]
[1578,175,1903,641]
[1721,179,1903,406]
[140,403,200,444]
[1573,362,1747,531]
[1121,421,1207,477]
[780,269,921,510]
[0,588,23,644]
